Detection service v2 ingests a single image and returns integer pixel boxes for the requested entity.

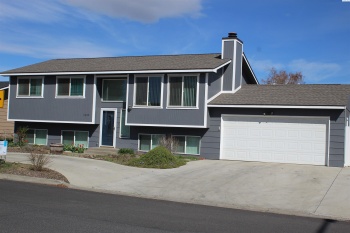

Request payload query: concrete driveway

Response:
[3,153,350,220]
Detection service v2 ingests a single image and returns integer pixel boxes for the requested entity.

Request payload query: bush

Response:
[63,144,85,153]
[128,146,186,169]
[27,152,52,171]
[118,148,134,155]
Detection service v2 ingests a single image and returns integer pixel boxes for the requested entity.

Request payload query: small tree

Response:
[16,126,29,147]
[262,68,304,84]
[158,136,179,153]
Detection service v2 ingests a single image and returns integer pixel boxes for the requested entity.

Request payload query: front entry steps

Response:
[84,147,119,156]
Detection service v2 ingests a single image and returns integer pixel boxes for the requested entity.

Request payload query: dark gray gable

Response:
[209,84,350,106]
[0,81,9,89]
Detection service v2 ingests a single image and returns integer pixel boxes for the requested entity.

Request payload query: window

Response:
[139,134,164,151]
[62,130,89,148]
[173,136,200,155]
[57,76,84,97]
[17,77,43,97]
[102,79,127,101]
[27,129,47,145]
[168,75,197,107]
[135,76,162,107]
[120,109,130,138]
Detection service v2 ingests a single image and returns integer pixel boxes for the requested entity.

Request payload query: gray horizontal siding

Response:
[9,75,94,123]
[127,73,207,127]
[208,71,222,100]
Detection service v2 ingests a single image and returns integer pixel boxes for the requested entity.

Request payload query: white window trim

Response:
[61,130,89,148]
[55,75,86,98]
[133,75,164,108]
[27,129,48,145]
[101,78,127,102]
[119,109,130,138]
[167,74,199,109]
[138,134,165,152]
[172,135,201,155]
[16,76,44,98]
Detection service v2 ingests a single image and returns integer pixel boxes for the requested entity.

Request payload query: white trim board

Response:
[7,118,94,124]
[126,123,207,128]
[208,105,346,110]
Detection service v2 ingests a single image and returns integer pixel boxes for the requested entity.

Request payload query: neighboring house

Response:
[1,32,350,167]
[0,81,14,139]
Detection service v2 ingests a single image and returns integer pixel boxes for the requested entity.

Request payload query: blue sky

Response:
[0,0,349,83]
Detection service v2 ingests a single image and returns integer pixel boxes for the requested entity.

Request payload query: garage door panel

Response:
[221,117,327,165]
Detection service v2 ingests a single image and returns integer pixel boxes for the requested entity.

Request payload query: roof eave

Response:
[0,66,229,76]
[207,104,346,110]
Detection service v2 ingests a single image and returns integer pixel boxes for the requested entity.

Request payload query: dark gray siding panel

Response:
[9,75,94,123]
[127,73,206,127]
[201,108,345,167]
[208,71,222,100]
[222,41,233,91]
[234,42,243,90]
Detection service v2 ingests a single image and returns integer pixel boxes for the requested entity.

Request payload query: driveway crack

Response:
[314,168,343,214]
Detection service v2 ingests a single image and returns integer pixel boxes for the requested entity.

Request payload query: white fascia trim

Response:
[232,41,237,91]
[92,75,97,124]
[126,123,207,128]
[207,86,242,103]
[207,105,346,110]
[204,73,208,128]
[8,119,94,124]
[0,86,8,90]
[213,61,231,73]
[2,69,223,76]
[242,54,258,84]
[7,82,10,121]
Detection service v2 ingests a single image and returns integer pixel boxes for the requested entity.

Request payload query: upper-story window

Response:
[102,79,126,102]
[17,77,43,97]
[168,75,198,108]
[56,76,85,97]
[134,76,162,107]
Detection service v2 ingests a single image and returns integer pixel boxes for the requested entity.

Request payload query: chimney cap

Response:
[228,32,237,38]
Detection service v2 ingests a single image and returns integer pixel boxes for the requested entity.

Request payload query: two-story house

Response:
[2,32,350,167]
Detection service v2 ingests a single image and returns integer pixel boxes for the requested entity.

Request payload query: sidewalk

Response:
[2,152,350,221]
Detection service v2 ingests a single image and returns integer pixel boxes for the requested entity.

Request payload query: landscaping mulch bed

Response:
[0,163,69,183]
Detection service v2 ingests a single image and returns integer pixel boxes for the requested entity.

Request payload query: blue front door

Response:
[102,110,115,146]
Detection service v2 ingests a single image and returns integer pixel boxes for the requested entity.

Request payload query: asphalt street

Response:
[0,180,350,233]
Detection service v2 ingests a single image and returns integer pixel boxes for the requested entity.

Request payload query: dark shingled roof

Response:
[0,81,9,89]
[209,85,350,106]
[1,53,229,74]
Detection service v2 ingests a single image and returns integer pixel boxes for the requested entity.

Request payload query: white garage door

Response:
[221,116,328,165]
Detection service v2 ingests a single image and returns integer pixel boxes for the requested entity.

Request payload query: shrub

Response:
[118,148,134,155]
[128,146,186,169]
[27,152,52,171]
[63,144,85,153]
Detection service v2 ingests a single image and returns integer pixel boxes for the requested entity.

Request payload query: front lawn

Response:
[0,161,69,183]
